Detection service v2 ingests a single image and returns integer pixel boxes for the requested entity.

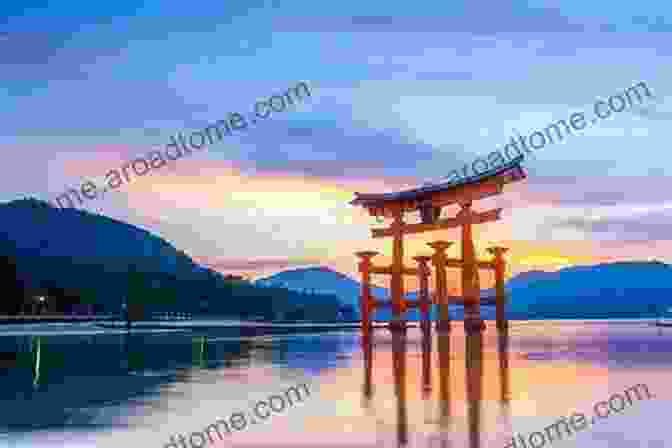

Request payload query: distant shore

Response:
[0,317,415,337]
[0,315,659,330]
[0,314,120,324]
[0,315,392,329]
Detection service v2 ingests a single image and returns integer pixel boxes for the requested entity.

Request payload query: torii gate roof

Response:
[350,155,526,216]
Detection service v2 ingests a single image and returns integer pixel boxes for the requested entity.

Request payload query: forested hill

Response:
[0,198,342,320]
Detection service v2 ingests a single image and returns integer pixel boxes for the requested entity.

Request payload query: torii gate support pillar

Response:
[487,246,509,331]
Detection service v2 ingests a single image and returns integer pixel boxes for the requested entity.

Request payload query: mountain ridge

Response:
[257,261,672,319]
[0,198,342,320]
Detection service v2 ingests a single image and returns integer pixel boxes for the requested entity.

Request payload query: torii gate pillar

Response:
[487,246,509,331]
[355,250,379,338]
[459,201,486,334]
[428,241,453,333]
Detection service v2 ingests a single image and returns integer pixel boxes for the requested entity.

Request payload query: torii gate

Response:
[350,155,526,335]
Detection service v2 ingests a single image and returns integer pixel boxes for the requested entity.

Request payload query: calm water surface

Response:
[0,321,669,447]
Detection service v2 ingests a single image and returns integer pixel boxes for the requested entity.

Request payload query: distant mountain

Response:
[255,266,497,320]
[506,261,672,319]
[0,198,341,320]
[256,266,399,320]
[256,267,380,308]
[505,270,555,290]
[257,261,672,320]
[0,198,201,279]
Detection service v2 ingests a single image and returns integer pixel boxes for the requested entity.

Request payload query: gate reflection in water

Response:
[361,325,512,447]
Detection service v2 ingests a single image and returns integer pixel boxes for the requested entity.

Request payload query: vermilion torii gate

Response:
[350,155,526,335]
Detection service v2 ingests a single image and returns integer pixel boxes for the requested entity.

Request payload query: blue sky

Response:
[2,1,671,282]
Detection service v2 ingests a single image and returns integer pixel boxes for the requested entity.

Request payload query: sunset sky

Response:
[2,1,671,285]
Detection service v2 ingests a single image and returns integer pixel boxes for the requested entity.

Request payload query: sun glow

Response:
[517,255,573,269]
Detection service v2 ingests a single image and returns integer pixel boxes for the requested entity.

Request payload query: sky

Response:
[1,1,671,287]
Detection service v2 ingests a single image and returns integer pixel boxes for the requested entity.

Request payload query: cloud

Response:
[630,104,672,121]
[550,206,672,241]
[522,175,672,207]
[272,8,590,34]
[413,71,475,81]
[554,215,672,241]
[2,75,213,138]
[0,29,77,68]
[232,118,466,178]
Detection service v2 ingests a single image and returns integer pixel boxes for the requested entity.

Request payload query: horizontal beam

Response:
[445,258,496,270]
[371,208,502,238]
[373,300,421,309]
[372,299,391,308]
[368,259,496,276]
[370,265,420,276]
[367,297,422,309]
[361,177,509,217]
[369,295,498,307]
